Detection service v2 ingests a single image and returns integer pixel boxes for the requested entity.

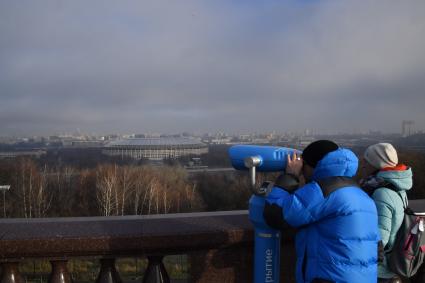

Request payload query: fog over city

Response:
[1,1,425,136]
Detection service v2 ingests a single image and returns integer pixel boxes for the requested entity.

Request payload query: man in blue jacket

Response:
[264,140,380,283]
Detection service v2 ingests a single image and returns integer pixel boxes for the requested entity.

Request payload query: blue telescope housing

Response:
[228,144,300,283]
[229,145,299,172]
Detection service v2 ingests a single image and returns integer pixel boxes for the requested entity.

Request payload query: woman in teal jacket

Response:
[360,143,413,283]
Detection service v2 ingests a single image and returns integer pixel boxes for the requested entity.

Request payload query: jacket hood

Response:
[312,148,358,181]
[376,167,413,192]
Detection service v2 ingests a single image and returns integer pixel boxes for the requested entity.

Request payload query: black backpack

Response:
[386,194,425,278]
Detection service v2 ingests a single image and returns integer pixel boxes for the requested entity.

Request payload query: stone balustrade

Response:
[5,200,425,282]
[0,210,297,283]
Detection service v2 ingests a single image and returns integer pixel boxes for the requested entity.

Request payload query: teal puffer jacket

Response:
[371,167,413,278]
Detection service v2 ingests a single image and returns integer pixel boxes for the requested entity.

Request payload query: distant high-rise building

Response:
[402,120,414,137]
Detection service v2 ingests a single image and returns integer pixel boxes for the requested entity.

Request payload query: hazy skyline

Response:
[1,1,425,136]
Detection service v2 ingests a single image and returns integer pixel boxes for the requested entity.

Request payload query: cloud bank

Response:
[1,0,424,135]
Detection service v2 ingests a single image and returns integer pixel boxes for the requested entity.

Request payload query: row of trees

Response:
[95,164,202,216]
[0,159,205,218]
[0,158,252,218]
[0,148,424,218]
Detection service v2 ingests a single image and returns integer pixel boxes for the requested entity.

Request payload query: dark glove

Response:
[263,201,289,230]
[274,173,300,193]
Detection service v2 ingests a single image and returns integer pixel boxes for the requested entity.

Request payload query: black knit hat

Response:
[302,140,339,168]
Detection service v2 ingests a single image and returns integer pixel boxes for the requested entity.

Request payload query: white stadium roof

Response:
[105,137,205,147]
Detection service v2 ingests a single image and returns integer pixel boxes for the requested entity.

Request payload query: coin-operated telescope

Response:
[229,145,299,283]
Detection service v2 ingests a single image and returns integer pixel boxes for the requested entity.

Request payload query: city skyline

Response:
[1,1,425,136]
[0,126,422,141]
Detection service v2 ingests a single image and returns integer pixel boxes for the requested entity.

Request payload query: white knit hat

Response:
[364,143,398,169]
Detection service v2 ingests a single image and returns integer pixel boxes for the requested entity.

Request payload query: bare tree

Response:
[132,167,145,215]
[34,165,49,217]
[20,160,28,218]
[13,159,52,218]
[117,166,136,216]
[96,165,118,216]
[131,165,203,215]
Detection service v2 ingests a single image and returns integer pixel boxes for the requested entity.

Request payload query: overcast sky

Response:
[1,1,424,136]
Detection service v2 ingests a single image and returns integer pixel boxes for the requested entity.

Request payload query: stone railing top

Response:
[2,199,424,261]
[0,210,255,260]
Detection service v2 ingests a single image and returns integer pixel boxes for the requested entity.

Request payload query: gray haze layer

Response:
[1,1,425,136]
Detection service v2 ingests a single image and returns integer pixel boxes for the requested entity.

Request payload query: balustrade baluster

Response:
[0,262,24,283]
[48,260,71,283]
[142,256,170,283]
[96,258,122,283]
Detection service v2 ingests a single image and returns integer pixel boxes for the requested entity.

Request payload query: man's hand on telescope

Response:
[273,152,302,193]
[286,152,303,178]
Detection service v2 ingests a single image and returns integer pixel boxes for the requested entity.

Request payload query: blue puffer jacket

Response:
[266,149,380,283]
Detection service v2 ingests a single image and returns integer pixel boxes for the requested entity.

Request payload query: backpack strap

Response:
[316,177,359,198]
[382,182,408,209]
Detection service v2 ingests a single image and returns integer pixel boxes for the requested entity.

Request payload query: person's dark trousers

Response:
[378,276,403,283]
[410,263,425,283]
